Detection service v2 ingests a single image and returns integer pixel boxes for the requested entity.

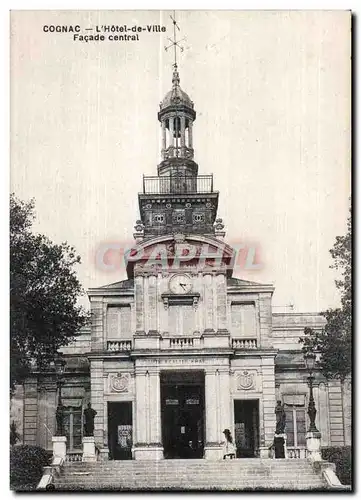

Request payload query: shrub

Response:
[10,444,50,490]
[321,446,352,485]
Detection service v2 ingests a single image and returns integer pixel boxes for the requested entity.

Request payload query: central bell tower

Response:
[135,64,225,242]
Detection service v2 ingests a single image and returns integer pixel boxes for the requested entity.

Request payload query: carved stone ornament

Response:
[173,233,186,243]
[236,370,256,391]
[109,373,130,393]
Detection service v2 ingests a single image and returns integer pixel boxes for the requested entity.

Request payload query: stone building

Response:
[11,64,351,463]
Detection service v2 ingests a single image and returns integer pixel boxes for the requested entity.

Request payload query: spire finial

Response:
[165,11,185,78]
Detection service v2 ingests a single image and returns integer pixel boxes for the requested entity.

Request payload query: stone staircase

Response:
[53,458,328,491]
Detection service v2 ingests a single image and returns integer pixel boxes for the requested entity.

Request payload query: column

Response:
[162,121,166,150]
[204,368,222,460]
[180,116,186,151]
[188,120,193,148]
[169,116,174,149]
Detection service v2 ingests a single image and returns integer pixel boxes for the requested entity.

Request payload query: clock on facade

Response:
[169,274,193,294]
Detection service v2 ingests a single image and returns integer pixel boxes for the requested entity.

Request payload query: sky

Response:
[10,10,351,312]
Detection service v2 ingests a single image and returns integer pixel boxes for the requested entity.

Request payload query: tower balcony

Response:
[142,174,214,195]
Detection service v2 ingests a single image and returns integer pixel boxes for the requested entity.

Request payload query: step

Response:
[53,458,326,491]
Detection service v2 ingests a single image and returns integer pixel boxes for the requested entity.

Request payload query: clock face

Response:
[169,274,193,294]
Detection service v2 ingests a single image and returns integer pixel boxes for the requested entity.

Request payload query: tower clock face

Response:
[169,274,193,294]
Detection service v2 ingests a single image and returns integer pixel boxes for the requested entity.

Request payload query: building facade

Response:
[12,64,351,462]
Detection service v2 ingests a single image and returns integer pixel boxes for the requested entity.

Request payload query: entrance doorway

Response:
[161,371,205,459]
[234,399,259,457]
[108,402,132,460]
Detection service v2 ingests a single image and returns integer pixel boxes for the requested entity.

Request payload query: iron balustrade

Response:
[143,175,214,194]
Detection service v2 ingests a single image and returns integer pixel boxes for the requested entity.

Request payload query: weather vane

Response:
[164,11,186,67]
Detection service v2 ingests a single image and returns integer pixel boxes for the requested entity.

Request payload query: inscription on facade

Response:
[136,357,229,367]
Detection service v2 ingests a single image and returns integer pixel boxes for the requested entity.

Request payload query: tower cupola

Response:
[158,64,197,177]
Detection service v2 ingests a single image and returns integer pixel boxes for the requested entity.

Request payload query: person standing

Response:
[222,429,236,459]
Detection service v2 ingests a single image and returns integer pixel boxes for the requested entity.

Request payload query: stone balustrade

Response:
[162,337,203,349]
[287,447,307,459]
[232,338,257,349]
[107,337,261,351]
[107,340,132,351]
[65,451,83,462]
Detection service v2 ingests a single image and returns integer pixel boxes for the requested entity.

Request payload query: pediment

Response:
[125,234,235,278]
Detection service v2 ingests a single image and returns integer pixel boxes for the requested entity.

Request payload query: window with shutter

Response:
[231,303,256,337]
[107,305,131,339]
[283,395,307,447]
[168,304,194,335]
[63,407,82,450]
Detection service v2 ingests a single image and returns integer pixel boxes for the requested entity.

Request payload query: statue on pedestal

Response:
[275,400,286,435]
[83,403,97,437]
[273,400,287,459]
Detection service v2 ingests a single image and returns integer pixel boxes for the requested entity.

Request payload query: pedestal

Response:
[82,436,97,462]
[306,431,322,461]
[274,433,286,459]
[52,436,67,461]
[204,444,223,460]
[132,444,163,460]
[259,446,271,458]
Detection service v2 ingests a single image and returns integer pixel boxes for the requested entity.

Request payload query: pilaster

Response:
[133,365,163,460]
[90,297,104,351]
[90,359,104,446]
[135,275,145,334]
[261,355,277,447]
[23,378,38,446]
[328,380,345,446]
[204,367,223,460]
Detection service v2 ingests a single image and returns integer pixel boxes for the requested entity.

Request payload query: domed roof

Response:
[160,65,194,110]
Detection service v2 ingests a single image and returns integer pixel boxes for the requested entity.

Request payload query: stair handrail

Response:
[36,455,64,490]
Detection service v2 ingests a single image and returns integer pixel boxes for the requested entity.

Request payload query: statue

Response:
[83,403,97,437]
[275,400,286,434]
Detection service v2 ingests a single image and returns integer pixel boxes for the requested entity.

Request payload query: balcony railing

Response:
[107,340,132,352]
[143,175,214,195]
[232,338,258,349]
[106,338,259,351]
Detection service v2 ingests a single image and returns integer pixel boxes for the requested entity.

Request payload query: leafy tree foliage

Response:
[10,194,89,390]
[300,205,351,381]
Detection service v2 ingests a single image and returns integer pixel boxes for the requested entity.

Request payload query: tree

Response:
[300,205,351,381]
[10,194,89,391]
